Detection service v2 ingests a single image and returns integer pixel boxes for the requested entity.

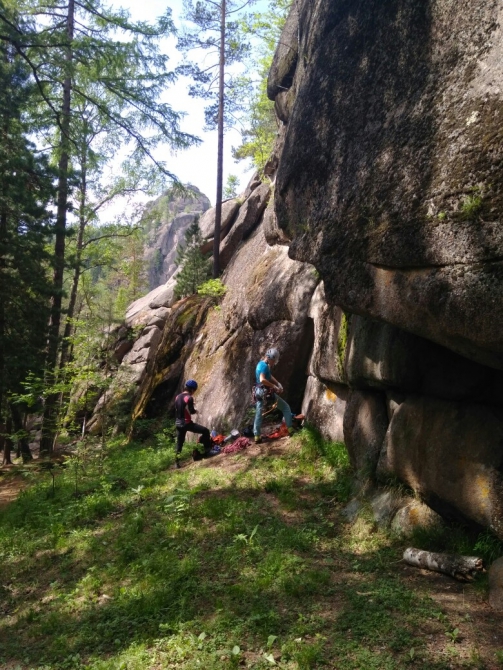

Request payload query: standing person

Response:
[174,379,211,468]
[253,348,294,444]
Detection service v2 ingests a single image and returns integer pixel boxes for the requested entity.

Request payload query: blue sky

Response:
[105,0,269,208]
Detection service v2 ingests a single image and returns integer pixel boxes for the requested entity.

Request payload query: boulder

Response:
[377,395,503,538]
[341,499,363,523]
[123,326,162,365]
[198,198,240,241]
[345,316,503,406]
[219,182,271,270]
[263,198,290,247]
[371,490,405,527]
[391,500,444,538]
[307,282,348,385]
[158,222,318,431]
[246,248,319,332]
[114,339,133,363]
[489,557,503,611]
[301,376,347,443]
[125,282,177,326]
[242,173,261,199]
[274,0,503,370]
[343,389,389,476]
[267,1,300,99]
[146,307,171,329]
[274,87,297,124]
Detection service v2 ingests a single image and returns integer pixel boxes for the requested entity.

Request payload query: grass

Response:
[0,426,501,669]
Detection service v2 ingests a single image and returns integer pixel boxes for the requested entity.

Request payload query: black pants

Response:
[176,422,211,456]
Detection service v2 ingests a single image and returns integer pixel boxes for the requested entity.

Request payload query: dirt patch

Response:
[187,435,298,474]
[399,564,503,668]
[0,474,27,509]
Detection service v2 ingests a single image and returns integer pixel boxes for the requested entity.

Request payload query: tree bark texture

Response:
[212,0,226,279]
[60,140,87,370]
[403,547,484,582]
[40,0,75,455]
[10,403,32,463]
[1,417,13,466]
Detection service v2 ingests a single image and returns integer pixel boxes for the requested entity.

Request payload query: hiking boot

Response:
[254,436,262,444]
[287,426,297,437]
[175,458,181,470]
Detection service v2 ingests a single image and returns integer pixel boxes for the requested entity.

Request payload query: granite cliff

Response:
[89,0,503,540]
[142,186,211,290]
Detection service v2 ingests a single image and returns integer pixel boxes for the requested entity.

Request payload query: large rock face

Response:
[377,396,503,536]
[266,0,503,537]
[273,0,503,370]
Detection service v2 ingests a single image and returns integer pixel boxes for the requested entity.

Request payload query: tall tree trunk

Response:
[60,142,87,370]
[1,417,13,466]
[10,402,32,463]
[0,208,6,440]
[212,0,226,279]
[40,0,75,455]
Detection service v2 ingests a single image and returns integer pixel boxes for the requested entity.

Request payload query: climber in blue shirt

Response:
[253,347,293,444]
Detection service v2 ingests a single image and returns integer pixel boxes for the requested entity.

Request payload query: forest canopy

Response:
[0,0,288,460]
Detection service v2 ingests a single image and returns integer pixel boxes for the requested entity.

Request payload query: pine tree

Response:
[178,0,255,278]
[0,15,55,462]
[1,0,198,452]
[174,219,211,299]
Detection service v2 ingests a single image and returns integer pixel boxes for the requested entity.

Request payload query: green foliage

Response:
[177,1,254,132]
[197,278,227,299]
[460,191,483,219]
[223,174,239,199]
[336,312,349,377]
[174,219,211,299]
[233,0,291,173]
[0,27,55,411]
[232,66,278,173]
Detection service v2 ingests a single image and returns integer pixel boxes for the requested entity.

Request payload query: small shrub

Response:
[197,278,227,299]
[460,191,483,219]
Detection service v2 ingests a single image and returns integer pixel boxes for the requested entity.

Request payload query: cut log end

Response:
[403,547,484,582]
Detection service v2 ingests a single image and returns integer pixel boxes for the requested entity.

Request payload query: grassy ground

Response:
[1,427,503,670]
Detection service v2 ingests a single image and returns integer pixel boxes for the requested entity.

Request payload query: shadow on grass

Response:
[0,436,501,669]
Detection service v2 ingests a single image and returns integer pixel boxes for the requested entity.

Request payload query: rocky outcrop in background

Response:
[89,0,503,541]
[142,185,210,290]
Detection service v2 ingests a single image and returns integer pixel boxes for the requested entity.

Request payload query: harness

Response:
[251,384,278,415]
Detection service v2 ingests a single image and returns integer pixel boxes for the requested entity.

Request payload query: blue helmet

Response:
[185,379,198,391]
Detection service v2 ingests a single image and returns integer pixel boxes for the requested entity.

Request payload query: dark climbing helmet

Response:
[265,347,280,363]
[185,379,198,391]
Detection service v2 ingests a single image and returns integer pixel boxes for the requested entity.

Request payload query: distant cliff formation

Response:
[89,0,503,540]
[142,185,211,290]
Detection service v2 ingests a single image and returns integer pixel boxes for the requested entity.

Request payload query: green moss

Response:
[336,311,349,377]
[460,192,483,219]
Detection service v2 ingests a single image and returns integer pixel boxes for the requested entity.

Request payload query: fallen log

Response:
[403,547,484,582]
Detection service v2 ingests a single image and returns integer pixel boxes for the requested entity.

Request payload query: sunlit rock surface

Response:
[90,0,503,539]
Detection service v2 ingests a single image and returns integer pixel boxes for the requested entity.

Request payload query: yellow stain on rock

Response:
[474,473,491,513]
[325,389,337,402]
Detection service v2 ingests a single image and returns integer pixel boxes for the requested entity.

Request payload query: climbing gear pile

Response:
[222,436,251,454]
